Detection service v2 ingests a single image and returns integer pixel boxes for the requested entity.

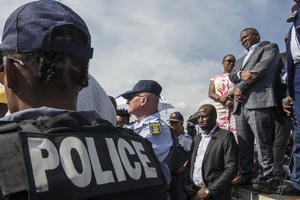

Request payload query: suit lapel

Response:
[202,127,220,162]
[242,43,263,70]
[240,55,247,70]
[191,135,202,173]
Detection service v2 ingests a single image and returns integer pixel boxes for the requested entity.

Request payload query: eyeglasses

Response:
[225,59,235,63]
[127,94,145,101]
[169,121,179,125]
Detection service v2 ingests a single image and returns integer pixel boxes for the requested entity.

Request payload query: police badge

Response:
[149,122,162,135]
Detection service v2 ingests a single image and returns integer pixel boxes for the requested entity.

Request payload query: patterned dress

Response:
[210,73,237,139]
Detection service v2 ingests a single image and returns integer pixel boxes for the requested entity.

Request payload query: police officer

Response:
[168,111,193,152]
[121,80,173,183]
[121,80,173,162]
[0,1,168,199]
[167,111,193,200]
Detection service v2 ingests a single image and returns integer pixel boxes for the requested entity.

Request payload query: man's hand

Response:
[219,95,228,104]
[184,184,197,197]
[197,187,210,200]
[282,96,294,117]
[234,88,246,102]
[241,70,258,84]
[225,100,233,109]
[176,160,189,176]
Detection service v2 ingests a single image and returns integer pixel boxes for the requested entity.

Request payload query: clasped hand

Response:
[241,70,257,84]
[234,88,246,102]
[197,187,210,200]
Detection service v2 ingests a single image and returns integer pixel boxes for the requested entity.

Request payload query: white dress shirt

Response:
[241,43,260,69]
[192,126,217,187]
[291,25,300,64]
[237,43,260,79]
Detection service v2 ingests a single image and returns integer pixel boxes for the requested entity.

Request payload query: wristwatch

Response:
[205,188,210,195]
[226,94,233,100]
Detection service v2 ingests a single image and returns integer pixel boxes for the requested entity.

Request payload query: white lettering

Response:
[132,141,158,178]
[86,137,115,184]
[106,138,126,182]
[27,136,158,192]
[118,138,141,180]
[28,138,59,192]
[60,137,92,187]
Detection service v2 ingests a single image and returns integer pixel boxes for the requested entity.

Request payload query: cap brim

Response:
[287,15,296,22]
[121,90,135,99]
[167,119,181,122]
[287,10,298,22]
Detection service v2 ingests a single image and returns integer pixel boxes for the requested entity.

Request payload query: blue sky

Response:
[0,0,295,122]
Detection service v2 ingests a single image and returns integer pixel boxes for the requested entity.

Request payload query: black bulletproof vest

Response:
[0,113,168,200]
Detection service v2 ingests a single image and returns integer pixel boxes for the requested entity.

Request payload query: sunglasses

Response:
[225,59,235,63]
[127,94,145,101]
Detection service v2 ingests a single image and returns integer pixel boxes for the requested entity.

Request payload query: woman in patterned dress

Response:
[208,54,237,142]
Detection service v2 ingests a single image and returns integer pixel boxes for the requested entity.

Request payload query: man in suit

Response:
[184,104,238,200]
[229,28,279,191]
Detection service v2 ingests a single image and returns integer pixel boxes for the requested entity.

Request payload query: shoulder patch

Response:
[149,122,161,135]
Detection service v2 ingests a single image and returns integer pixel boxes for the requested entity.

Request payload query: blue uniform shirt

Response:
[126,112,173,162]
[177,131,193,152]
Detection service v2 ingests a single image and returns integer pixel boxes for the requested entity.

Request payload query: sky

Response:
[0,0,295,123]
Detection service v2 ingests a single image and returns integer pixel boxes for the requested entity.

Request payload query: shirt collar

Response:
[244,43,260,54]
[133,112,161,129]
[201,125,217,137]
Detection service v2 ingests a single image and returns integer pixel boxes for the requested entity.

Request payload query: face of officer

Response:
[197,104,217,134]
[169,120,183,136]
[126,92,146,114]
[126,92,159,122]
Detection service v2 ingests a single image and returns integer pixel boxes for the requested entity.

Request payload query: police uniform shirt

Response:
[126,112,173,162]
[177,131,193,152]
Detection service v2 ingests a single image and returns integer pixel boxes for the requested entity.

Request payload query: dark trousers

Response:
[273,116,293,180]
[235,105,275,180]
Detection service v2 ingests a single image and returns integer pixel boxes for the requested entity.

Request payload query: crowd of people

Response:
[0,0,299,200]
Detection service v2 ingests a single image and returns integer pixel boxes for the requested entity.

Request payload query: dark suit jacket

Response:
[286,25,297,99]
[189,127,238,200]
[229,42,279,113]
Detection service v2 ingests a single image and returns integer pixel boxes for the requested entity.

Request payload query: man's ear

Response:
[3,57,17,88]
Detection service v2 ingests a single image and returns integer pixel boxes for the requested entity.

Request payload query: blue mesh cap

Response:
[121,80,162,99]
[167,111,184,122]
[0,0,93,59]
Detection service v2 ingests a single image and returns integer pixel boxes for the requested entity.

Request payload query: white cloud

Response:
[0,0,294,122]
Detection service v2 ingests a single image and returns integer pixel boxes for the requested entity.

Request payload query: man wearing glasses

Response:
[121,80,173,183]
